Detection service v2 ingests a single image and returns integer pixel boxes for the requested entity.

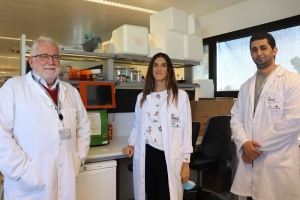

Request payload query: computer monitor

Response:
[78,81,116,109]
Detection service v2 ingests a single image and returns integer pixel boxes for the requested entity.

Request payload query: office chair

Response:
[189,116,232,199]
[127,163,133,172]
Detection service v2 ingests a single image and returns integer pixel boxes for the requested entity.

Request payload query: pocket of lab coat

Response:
[264,144,293,168]
[265,92,284,115]
[17,159,45,191]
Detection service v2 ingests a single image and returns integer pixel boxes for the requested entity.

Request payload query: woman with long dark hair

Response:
[123,53,193,200]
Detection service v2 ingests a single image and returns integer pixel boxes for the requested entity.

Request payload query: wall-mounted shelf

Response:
[114,54,199,67]
[65,80,199,89]
[60,50,115,60]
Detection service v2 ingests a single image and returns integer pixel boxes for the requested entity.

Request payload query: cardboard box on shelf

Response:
[190,98,234,136]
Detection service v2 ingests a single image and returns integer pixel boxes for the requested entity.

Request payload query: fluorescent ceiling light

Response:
[0,36,79,46]
[85,0,158,14]
[0,36,34,42]
[0,56,19,59]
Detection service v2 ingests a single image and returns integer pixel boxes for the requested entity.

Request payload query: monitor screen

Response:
[78,81,116,109]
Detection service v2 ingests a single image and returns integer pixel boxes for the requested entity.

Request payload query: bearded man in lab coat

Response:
[0,37,91,200]
[230,32,300,200]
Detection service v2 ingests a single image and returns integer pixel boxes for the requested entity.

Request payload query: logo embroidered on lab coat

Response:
[171,113,180,128]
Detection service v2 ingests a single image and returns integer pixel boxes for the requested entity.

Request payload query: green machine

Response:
[77,81,116,146]
[87,110,109,146]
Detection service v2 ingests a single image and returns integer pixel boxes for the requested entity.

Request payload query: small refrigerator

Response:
[76,160,117,200]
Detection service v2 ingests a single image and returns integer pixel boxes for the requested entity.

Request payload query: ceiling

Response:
[0,0,247,76]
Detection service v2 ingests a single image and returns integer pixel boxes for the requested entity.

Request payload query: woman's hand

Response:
[180,162,190,183]
[122,145,134,158]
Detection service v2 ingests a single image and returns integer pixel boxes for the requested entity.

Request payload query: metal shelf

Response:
[64,80,199,89]
[59,50,115,58]
[115,81,199,89]
[114,54,200,67]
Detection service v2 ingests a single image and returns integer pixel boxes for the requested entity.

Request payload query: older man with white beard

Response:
[0,37,91,200]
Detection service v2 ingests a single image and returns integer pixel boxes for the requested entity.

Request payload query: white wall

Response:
[200,0,300,38]
[108,113,135,137]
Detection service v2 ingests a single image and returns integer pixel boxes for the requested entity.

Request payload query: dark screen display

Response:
[86,85,112,106]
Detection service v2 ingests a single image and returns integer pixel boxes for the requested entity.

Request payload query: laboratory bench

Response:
[85,136,236,200]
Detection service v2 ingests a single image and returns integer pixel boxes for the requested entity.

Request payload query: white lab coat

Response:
[128,89,192,200]
[230,65,300,200]
[0,72,91,200]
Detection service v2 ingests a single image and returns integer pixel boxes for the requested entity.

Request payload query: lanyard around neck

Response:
[31,71,64,122]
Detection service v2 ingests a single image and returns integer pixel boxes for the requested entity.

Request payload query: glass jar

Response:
[130,69,136,82]
[123,66,131,80]
[136,70,142,82]
[114,66,124,81]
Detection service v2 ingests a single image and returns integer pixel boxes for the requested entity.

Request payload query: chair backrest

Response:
[201,115,232,158]
[201,115,232,173]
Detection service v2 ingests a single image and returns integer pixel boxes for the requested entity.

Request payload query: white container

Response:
[112,24,149,55]
[187,14,202,37]
[150,30,184,60]
[194,79,214,98]
[76,160,117,200]
[148,46,162,57]
[104,43,114,54]
[102,40,114,54]
[150,7,186,35]
[183,34,203,62]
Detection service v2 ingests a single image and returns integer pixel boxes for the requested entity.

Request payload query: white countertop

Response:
[86,136,128,162]
[86,136,204,162]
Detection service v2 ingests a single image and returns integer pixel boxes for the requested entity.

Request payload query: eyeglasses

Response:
[31,54,61,62]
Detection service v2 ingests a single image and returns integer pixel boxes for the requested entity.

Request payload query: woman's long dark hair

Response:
[140,53,178,108]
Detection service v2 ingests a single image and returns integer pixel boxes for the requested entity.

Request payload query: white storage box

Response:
[187,14,202,37]
[150,7,186,34]
[183,34,203,62]
[150,30,184,60]
[194,79,214,98]
[102,40,114,54]
[148,46,163,57]
[112,24,149,55]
